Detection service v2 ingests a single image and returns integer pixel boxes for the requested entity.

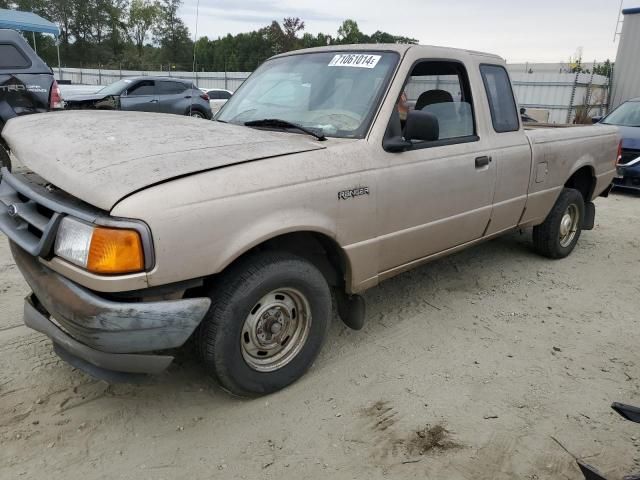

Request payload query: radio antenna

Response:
[190,0,201,117]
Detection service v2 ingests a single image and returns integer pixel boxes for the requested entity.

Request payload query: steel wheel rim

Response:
[241,288,312,372]
[559,203,579,247]
[190,111,204,118]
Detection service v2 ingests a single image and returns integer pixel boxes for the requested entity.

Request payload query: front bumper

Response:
[612,164,640,191]
[12,243,211,378]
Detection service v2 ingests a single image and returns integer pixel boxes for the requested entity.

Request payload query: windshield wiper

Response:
[244,118,326,141]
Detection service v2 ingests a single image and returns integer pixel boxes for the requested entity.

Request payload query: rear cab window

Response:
[0,44,31,69]
[480,64,520,132]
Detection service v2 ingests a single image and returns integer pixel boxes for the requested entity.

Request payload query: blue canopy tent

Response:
[0,8,61,76]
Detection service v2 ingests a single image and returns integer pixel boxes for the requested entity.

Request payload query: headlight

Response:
[54,217,145,274]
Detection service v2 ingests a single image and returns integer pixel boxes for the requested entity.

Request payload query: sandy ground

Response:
[1,192,639,480]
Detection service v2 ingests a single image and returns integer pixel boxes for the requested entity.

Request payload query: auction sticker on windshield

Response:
[328,54,381,68]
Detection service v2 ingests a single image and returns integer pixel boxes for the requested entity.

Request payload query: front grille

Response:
[620,148,640,166]
[0,168,101,257]
[0,172,61,256]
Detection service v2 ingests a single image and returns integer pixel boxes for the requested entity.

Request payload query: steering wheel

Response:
[308,110,362,131]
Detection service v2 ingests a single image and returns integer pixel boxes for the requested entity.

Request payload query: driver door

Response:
[120,80,158,112]
[376,59,496,274]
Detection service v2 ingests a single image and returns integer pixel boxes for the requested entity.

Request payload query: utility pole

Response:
[614,0,624,41]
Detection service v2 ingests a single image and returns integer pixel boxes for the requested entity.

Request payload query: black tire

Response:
[187,109,206,119]
[0,146,11,172]
[196,251,332,397]
[532,188,585,259]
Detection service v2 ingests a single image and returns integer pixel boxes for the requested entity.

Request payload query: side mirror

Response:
[383,110,440,152]
[520,107,526,115]
[405,110,439,142]
[591,116,603,124]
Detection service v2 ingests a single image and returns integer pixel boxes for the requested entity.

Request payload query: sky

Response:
[178,0,635,63]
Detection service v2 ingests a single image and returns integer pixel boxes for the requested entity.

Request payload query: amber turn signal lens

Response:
[87,227,144,274]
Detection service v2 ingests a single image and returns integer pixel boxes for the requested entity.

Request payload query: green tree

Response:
[593,59,613,78]
[129,0,159,58]
[0,4,420,71]
[370,30,417,44]
[48,0,74,46]
[337,19,363,44]
[154,0,191,66]
[281,16,304,50]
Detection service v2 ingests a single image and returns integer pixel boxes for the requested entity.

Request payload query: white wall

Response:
[58,67,251,92]
[510,72,609,124]
[611,10,640,108]
[56,66,610,124]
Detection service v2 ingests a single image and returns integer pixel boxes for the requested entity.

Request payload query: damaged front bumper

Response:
[11,243,211,380]
[612,164,640,191]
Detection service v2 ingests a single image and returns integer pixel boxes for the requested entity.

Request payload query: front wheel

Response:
[196,252,332,397]
[532,188,585,259]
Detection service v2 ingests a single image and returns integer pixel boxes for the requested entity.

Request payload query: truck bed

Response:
[519,124,619,226]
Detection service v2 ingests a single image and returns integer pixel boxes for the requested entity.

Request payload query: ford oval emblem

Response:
[7,204,18,218]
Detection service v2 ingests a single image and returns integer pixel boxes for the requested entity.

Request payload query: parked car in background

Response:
[202,88,233,115]
[594,98,640,191]
[0,28,62,170]
[58,84,102,98]
[64,76,212,119]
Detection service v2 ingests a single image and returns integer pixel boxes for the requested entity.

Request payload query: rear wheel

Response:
[532,188,585,259]
[0,146,11,171]
[189,109,206,119]
[196,251,332,397]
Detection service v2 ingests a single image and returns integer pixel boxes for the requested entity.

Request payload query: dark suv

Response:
[0,29,62,169]
[64,77,213,119]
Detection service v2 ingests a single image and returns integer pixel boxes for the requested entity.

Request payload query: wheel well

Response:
[213,232,346,290]
[565,166,595,203]
[186,105,205,115]
[195,232,349,297]
[257,232,347,288]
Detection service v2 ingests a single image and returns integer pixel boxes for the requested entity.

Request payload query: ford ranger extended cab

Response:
[0,44,618,396]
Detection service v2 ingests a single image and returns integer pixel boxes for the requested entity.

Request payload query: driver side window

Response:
[127,80,155,97]
[387,60,477,149]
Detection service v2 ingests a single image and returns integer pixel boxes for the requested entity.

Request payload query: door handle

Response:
[149,99,159,103]
[475,156,491,168]
[184,95,192,99]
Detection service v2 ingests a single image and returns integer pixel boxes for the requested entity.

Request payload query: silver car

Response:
[202,88,233,115]
[64,76,213,119]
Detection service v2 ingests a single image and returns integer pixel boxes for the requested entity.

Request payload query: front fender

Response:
[215,209,340,272]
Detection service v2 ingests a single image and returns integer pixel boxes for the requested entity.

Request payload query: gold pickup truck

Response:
[0,44,618,396]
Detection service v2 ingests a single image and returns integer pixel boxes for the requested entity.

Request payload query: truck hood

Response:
[2,111,326,211]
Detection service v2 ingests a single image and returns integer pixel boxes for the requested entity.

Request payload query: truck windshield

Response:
[602,101,640,127]
[217,51,399,138]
